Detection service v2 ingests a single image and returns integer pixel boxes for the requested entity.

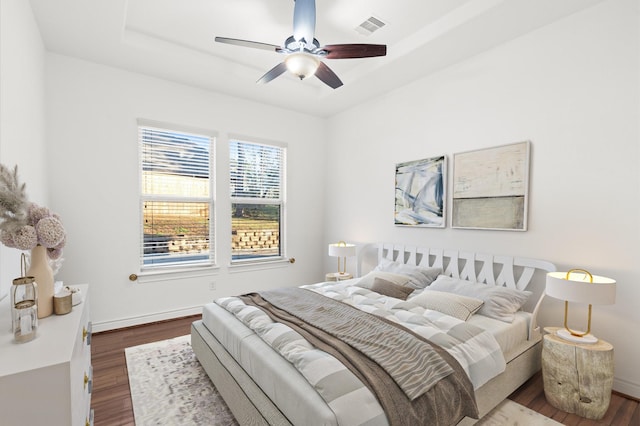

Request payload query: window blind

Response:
[230,141,283,200]
[139,126,214,267]
[230,139,285,262]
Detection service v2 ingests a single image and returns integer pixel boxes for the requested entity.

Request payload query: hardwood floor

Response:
[91,316,639,426]
[509,372,639,426]
[91,315,200,426]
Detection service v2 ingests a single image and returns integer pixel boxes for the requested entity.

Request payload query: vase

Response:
[27,245,54,318]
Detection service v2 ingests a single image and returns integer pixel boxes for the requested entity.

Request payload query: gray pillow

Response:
[373,258,442,290]
[367,277,415,300]
[428,275,531,323]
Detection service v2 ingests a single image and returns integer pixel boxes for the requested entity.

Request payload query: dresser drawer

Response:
[0,284,91,426]
[71,297,92,426]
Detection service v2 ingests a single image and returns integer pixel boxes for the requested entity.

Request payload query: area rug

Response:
[125,335,238,425]
[476,399,562,425]
[126,335,561,426]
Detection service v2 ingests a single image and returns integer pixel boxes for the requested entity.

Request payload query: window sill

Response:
[228,257,294,273]
[134,264,219,283]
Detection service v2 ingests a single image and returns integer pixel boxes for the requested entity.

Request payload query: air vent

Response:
[355,16,387,36]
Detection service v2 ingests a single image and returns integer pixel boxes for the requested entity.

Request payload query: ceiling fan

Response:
[215,0,387,89]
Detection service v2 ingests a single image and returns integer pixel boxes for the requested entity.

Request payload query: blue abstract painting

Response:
[395,156,446,227]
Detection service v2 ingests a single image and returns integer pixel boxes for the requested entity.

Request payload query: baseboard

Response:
[613,377,640,401]
[92,305,202,332]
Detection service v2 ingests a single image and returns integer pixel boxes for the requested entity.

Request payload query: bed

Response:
[191,243,556,425]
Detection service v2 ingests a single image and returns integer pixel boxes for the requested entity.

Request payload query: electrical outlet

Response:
[209,281,216,291]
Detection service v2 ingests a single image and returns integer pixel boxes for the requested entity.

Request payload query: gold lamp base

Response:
[560,269,597,344]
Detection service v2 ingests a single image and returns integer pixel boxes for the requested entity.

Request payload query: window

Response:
[139,124,215,269]
[230,139,285,262]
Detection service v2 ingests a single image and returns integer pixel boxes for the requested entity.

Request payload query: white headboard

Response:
[357,243,556,339]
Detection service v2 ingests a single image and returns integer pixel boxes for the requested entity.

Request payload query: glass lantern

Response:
[11,276,38,343]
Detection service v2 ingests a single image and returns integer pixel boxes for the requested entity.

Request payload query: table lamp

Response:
[546,269,616,344]
[328,241,356,279]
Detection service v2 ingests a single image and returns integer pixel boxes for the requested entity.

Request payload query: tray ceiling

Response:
[29,0,602,117]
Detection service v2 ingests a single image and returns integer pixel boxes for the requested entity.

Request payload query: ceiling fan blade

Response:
[315,62,343,89]
[321,44,387,59]
[215,37,281,52]
[257,62,288,85]
[293,0,316,44]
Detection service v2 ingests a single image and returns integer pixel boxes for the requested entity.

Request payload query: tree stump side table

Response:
[541,327,614,420]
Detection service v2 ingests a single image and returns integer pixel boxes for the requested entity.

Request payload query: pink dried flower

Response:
[0,230,16,248]
[13,225,38,250]
[0,165,68,268]
[27,203,51,227]
[47,247,63,260]
[54,234,66,250]
[35,216,65,248]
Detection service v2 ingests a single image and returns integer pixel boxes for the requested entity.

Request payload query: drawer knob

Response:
[84,372,89,389]
[83,323,92,345]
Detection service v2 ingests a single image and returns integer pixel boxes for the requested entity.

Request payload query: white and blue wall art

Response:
[394,155,446,227]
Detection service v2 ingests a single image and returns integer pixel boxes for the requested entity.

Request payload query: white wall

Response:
[325,0,639,398]
[45,54,327,330]
[0,0,49,299]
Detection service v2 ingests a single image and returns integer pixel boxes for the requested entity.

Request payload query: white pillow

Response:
[428,275,532,323]
[409,290,484,321]
[374,258,442,290]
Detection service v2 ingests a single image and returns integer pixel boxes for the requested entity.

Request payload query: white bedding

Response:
[467,311,530,362]
[298,280,506,389]
[202,279,534,426]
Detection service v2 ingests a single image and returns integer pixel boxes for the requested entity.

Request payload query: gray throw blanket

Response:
[241,288,478,426]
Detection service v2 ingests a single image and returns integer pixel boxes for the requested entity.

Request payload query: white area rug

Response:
[126,335,561,426]
[476,399,562,425]
[126,335,238,425]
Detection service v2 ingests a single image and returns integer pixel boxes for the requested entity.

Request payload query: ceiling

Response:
[29,0,602,117]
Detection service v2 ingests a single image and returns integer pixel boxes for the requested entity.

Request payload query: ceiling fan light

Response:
[285,53,320,80]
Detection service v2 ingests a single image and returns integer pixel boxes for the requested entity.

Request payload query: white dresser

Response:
[0,284,92,426]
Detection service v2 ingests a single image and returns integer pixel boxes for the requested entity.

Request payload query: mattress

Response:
[202,288,531,425]
[201,302,338,426]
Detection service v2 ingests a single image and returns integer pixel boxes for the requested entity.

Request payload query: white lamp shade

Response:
[285,53,319,79]
[328,242,356,258]
[546,271,616,305]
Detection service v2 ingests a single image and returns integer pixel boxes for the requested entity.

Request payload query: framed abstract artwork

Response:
[452,141,530,231]
[394,155,446,228]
